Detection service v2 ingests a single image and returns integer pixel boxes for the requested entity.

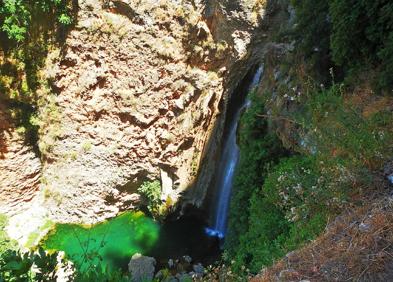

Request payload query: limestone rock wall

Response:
[1,0,279,224]
[0,103,41,215]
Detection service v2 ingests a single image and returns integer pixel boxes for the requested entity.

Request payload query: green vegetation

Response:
[0,0,75,153]
[225,82,393,273]
[42,212,159,277]
[0,0,72,42]
[291,0,393,91]
[226,0,393,274]
[289,0,331,80]
[0,214,17,255]
[0,247,60,281]
[0,214,60,281]
[82,141,92,152]
[296,84,393,169]
[224,92,289,273]
[329,1,393,80]
[138,180,164,219]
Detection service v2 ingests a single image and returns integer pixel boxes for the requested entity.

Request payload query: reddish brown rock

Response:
[0,103,41,215]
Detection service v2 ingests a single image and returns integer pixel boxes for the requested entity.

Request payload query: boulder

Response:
[128,253,156,282]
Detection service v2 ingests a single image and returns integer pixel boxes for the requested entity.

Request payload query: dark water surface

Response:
[147,213,220,268]
[42,211,218,273]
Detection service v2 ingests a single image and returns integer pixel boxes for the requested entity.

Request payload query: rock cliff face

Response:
[0,104,41,215]
[1,0,275,225]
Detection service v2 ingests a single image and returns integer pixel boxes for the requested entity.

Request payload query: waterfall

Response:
[205,66,264,239]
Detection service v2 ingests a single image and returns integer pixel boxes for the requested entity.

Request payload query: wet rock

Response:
[388,174,393,184]
[182,255,192,264]
[128,253,156,282]
[192,263,205,277]
[168,258,175,269]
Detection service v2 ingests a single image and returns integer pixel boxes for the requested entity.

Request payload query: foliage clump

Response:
[138,180,166,220]
[0,214,17,256]
[291,0,393,91]
[0,247,59,281]
[224,92,290,273]
[0,0,72,42]
[225,83,393,273]
[0,0,74,152]
[0,214,61,281]
[296,84,393,170]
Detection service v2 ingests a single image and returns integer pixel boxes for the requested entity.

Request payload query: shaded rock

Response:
[192,263,204,277]
[182,255,192,264]
[0,103,41,216]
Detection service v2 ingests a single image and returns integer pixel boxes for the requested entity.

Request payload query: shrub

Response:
[0,247,59,281]
[228,152,351,273]
[290,0,333,83]
[291,0,393,91]
[224,83,393,273]
[224,91,289,272]
[291,0,331,58]
[264,155,351,249]
[264,156,346,224]
[295,84,393,170]
[329,1,393,71]
[137,180,163,219]
[0,214,17,256]
[0,0,72,42]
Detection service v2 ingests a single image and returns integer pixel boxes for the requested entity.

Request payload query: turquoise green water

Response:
[42,212,159,273]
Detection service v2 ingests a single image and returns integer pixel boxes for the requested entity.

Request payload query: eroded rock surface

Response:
[0,103,41,215]
[35,0,267,223]
[1,0,271,225]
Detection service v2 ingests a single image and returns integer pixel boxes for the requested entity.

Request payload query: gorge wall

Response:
[0,0,289,229]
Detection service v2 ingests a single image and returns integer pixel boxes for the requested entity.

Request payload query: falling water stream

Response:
[206,66,264,240]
